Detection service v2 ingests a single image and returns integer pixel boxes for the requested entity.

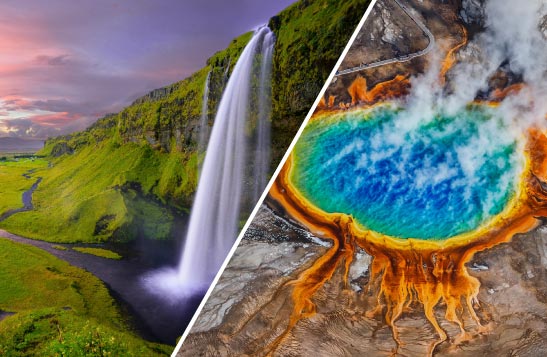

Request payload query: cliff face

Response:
[44,32,252,157]
[268,0,371,167]
[33,0,371,243]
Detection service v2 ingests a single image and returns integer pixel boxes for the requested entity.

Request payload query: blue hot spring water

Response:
[291,105,523,240]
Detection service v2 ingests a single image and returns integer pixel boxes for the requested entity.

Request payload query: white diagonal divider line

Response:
[171,1,378,354]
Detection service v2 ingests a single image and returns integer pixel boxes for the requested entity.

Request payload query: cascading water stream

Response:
[252,31,274,202]
[197,71,211,156]
[144,26,274,299]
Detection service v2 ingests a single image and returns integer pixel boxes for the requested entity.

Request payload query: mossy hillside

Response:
[268,0,371,169]
[0,239,170,356]
[41,31,254,157]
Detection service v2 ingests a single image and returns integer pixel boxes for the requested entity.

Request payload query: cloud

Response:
[1,96,92,115]
[30,112,81,126]
[0,118,61,138]
[399,0,547,135]
[34,54,71,66]
[0,0,295,140]
[0,113,96,139]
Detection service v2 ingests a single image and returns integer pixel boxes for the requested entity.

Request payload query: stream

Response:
[0,169,42,221]
[0,170,201,345]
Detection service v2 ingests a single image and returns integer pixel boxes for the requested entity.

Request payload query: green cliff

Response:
[0,0,370,243]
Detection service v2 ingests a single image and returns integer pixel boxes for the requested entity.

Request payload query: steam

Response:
[296,0,547,239]
[296,105,521,239]
[400,0,546,133]
[371,0,547,198]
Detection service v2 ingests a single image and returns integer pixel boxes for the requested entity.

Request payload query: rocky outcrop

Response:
[50,141,73,157]
[459,0,486,27]
[131,87,175,105]
[541,14,547,40]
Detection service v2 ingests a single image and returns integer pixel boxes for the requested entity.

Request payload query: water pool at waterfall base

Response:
[291,104,525,241]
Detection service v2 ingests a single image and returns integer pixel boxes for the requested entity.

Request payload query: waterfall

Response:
[197,71,211,156]
[252,32,274,202]
[180,26,274,288]
[144,26,274,298]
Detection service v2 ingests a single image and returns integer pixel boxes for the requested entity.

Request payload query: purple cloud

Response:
[0,0,295,140]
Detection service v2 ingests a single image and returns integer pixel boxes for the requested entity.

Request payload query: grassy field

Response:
[72,247,122,260]
[0,158,48,215]
[0,142,190,243]
[0,239,171,356]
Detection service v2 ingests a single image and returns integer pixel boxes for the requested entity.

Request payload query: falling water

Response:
[145,26,274,299]
[252,33,274,202]
[223,58,231,81]
[197,71,211,156]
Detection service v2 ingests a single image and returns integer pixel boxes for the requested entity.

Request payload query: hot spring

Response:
[291,104,525,240]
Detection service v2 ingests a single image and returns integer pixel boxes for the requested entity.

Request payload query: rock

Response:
[460,0,485,27]
[540,15,547,40]
[50,141,73,157]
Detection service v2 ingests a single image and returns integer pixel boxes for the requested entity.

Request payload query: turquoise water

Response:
[292,105,522,240]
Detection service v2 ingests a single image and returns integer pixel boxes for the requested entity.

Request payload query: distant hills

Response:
[0,137,44,153]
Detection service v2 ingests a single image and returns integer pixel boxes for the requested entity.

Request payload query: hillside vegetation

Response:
[1,0,371,244]
[269,0,370,165]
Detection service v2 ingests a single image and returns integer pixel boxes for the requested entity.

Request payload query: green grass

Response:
[0,159,48,215]
[1,141,193,243]
[72,247,122,260]
[0,239,170,356]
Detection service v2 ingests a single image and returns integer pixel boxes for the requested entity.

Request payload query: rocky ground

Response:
[181,204,547,356]
[340,0,429,70]
[323,0,464,108]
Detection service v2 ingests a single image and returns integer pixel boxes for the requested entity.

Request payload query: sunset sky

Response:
[0,0,294,141]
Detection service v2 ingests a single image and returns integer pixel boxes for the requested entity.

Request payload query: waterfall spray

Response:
[144,26,274,299]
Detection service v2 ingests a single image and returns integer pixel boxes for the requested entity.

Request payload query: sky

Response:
[0,0,295,141]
